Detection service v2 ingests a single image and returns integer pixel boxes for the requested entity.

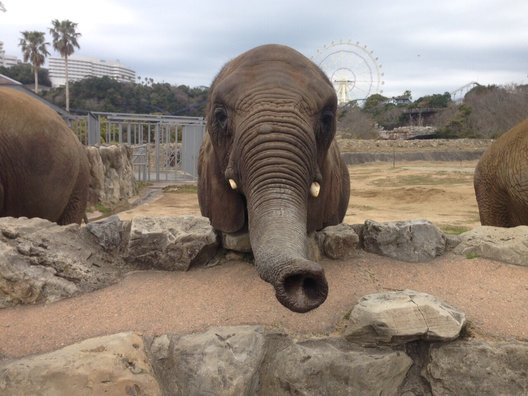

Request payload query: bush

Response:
[337,105,379,138]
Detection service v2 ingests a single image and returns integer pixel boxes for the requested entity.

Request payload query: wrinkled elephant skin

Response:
[0,87,89,225]
[198,45,350,312]
[474,118,528,227]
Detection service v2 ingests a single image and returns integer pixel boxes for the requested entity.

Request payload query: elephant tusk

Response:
[228,179,238,190]
[310,182,320,198]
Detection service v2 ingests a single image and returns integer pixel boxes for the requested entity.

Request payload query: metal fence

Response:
[68,112,206,182]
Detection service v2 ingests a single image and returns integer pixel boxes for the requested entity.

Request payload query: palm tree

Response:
[49,19,81,111]
[19,31,50,93]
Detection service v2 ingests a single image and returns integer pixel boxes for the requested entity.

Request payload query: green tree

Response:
[18,31,50,93]
[0,63,51,86]
[49,19,81,111]
[414,92,451,108]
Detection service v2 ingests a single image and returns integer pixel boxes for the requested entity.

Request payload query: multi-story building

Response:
[48,56,136,86]
[0,41,20,67]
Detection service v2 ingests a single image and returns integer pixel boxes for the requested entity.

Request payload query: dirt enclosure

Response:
[119,160,481,232]
[4,139,528,359]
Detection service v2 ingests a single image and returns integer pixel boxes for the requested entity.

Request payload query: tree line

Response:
[41,76,209,117]
[337,84,528,139]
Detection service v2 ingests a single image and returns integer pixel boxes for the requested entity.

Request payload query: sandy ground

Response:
[119,160,481,231]
[2,159,528,360]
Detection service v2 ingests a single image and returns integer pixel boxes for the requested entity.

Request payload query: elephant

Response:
[0,87,89,225]
[198,44,350,313]
[474,118,528,227]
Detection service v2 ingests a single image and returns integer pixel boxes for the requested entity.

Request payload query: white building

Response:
[48,56,136,86]
[0,41,20,67]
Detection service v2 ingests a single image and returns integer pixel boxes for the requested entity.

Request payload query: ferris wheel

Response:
[313,40,384,105]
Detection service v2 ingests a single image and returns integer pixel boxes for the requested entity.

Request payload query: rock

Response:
[425,339,528,395]
[454,225,528,266]
[0,332,162,396]
[85,145,138,207]
[259,337,412,395]
[125,216,219,270]
[362,219,447,262]
[445,233,462,251]
[148,326,266,396]
[86,215,131,252]
[344,290,466,345]
[221,230,252,253]
[317,223,360,259]
[0,217,129,307]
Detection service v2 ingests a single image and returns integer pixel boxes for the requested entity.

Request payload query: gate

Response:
[80,112,206,182]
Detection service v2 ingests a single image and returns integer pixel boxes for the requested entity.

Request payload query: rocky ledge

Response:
[1,215,527,308]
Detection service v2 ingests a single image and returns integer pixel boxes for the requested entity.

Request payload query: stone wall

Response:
[1,215,528,394]
[341,150,485,165]
[1,324,527,395]
[85,145,138,208]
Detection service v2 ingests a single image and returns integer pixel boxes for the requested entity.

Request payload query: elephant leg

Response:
[0,182,4,216]
[475,181,514,227]
[57,163,89,226]
[58,190,87,225]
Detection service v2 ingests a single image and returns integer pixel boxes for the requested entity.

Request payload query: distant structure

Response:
[451,82,480,103]
[48,56,136,87]
[0,41,20,67]
[313,40,384,106]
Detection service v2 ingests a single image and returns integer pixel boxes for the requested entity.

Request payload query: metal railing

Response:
[68,112,206,182]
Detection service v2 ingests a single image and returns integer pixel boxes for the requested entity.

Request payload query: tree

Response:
[18,31,50,93]
[49,19,81,111]
[0,63,51,86]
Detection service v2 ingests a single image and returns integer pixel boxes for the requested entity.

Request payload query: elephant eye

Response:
[320,109,335,134]
[214,106,228,130]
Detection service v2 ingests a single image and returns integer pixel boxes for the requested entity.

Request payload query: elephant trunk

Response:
[248,205,328,312]
[241,124,328,313]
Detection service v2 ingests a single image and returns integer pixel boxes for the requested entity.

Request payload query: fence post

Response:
[87,112,100,146]
[155,123,160,182]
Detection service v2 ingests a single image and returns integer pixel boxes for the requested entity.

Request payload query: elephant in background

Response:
[0,87,89,225]
[474,118,528,227]
[198,44,350,313]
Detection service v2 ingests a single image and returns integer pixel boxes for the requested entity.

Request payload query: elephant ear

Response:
[198,134,246,233]
[307,141,350,232]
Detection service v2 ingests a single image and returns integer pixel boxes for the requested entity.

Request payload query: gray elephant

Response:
[474,118,528,227]
[0,87,89,225]
[198,44,350,312]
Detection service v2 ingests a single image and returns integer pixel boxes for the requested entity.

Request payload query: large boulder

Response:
[454,225,528,266]
[148,326,266,396]
[221,230,252,253]
[316,223,360,259]
[124,216,219,270]
[0,217,129,308]
[0,332,162,396]
[425,340,528,395]
[344,290,466,345]
[259,337,412,395]
[362,219,447,262]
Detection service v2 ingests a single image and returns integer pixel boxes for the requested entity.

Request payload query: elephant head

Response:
[198,44,350,313]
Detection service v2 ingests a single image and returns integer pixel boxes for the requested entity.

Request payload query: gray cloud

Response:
[1,0,526,97]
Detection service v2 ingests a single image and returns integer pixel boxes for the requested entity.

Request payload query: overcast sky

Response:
[1,0,527,99]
